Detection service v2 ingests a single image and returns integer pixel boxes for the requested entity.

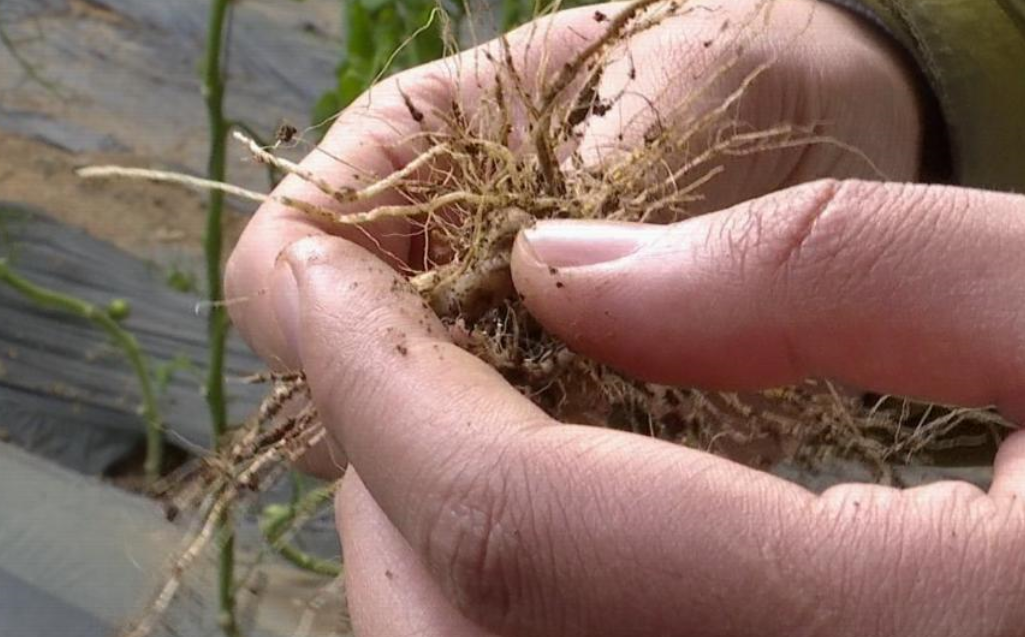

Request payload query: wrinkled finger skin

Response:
[337,471,499,637]
[513,181,1025,413]
[281,177,1025,636]
[217,1,1025,636]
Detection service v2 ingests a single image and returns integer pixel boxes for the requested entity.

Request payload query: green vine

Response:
[259,482,342,578]
[201,0,238,634]
[0,260,164,484]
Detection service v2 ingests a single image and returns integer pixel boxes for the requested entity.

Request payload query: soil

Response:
[0,130,248,264]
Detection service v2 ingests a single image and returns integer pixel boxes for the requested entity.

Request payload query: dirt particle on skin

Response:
[396,344,408,356]
[555,281,565,289]
[643,123,663,144]
[593,10,607,22]
[385,570,394,580]
[401,91,425,123]
[548,266,558,275]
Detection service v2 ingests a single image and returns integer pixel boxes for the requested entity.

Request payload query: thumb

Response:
[510,179,1025,417]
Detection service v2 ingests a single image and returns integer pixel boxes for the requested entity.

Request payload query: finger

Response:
[277,233,829,637]
[282,233,1025,637]
[226,4,617,370]
[224,74,440,369]
[227,45,479,477]
[511,179,1025,418]
[337,471,498,637]
[991,430,1025,500]
[573,0,921,213]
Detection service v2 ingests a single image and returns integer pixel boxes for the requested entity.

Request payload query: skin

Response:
[225,1,1025,635]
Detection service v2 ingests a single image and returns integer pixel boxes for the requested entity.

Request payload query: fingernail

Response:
[271,259,302,362]
[520,220,663,268]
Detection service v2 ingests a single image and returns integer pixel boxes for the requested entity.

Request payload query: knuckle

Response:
[345,65,451,127]
[766,179,900,296]
[417,448,533,629]
[796,484,938,634]
[770,178,848,275]
[708,178,848,284]
[768,180,975,294]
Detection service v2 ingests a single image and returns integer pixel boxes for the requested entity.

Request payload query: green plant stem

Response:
[202,1,238,635]
[0,260,163,482]
[274,539,343,577]
[260,484,342,578]
[204,0,230,447]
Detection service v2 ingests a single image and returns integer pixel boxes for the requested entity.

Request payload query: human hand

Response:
[218,2,1023,635]
[226,0,922,381]
[278,177,1025,637]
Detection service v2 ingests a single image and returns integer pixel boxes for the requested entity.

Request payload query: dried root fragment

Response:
[124,373,335,637]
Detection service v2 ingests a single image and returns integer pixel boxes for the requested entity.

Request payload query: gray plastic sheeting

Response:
[0,202,266,474]
[0,442,348,637]
[0,0,341,185]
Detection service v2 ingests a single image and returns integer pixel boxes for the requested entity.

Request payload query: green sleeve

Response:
[855,0,1025,193]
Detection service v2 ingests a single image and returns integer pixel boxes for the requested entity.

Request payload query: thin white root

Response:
[234,129,455,206]
[78,166,269,204]
[77,165,342,223]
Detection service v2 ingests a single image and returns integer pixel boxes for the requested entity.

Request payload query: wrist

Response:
[822,0,950,183]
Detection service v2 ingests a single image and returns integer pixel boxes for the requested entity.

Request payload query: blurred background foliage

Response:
[312,0,591,127]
